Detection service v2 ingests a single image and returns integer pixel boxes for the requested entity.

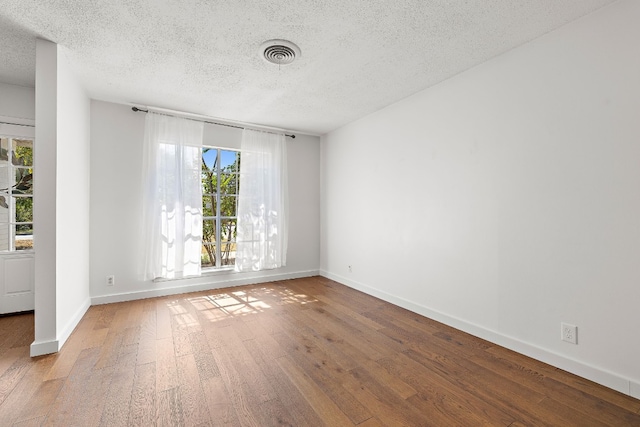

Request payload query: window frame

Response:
[201,146,240,270]
[0,132,34,253]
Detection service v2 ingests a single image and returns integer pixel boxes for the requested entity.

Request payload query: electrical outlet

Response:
[106,275,115,286]
[348,265,352,273]
[561,322,577,344]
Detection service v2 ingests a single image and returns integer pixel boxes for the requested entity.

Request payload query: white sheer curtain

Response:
[235,129,288,272]
[140,113,204,280]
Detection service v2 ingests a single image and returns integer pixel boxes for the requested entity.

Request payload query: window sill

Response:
[153,266,237,283]
[201,266,236,275]
[0,250,35,256]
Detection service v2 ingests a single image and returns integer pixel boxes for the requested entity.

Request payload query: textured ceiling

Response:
[0,0,616,135]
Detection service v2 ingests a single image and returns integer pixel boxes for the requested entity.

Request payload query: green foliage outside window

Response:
[0,139,34,250]
[201,148,240,268]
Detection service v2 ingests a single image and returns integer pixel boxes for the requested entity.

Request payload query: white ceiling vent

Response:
[260,39,301,66]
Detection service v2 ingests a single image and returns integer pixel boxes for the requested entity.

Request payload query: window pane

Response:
[220,173,239,194]
[220,219,237,243]
[203,194,217,217]
[14,196,32,223]
[202,148,218,194]
[12,168,33,195]
[0,192,8,211]
[220,195,237,217]
[13,139,33,167]
[202,171,217,194]
[201,243,216,268]
[15,222,32,234]
[220,242,236,266]
[202,219,216,245]
[15,236,33,250]
[202,147,218,171]
[15,222,33,251]
[220,150,238,171]
[202,219,217,269]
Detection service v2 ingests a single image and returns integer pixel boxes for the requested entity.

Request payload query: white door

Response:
[0,121,35,314]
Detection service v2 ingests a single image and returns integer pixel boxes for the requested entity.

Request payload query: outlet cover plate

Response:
[561,322,577,344]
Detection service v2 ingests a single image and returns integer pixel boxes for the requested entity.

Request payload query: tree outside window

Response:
[0,137,34,251]
[201,148,240,268]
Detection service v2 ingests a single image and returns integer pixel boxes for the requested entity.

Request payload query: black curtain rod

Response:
[0,121,35,128]
[131,107,295,139]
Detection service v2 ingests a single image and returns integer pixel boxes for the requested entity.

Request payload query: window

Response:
[140,112,286,279]
[201,147,240,268]
[0,137,34,251]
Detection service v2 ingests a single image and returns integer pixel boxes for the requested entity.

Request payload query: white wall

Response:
[55,46,91,345]
[321,0,640,398]
[0,82,34,120]
[90,100,320,303]
[0,83,35,251]
[33,39,58,355]
[32,40,91,356]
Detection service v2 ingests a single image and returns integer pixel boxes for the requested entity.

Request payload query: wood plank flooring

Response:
[1,276,639,426]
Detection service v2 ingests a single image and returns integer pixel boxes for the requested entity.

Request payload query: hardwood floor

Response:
[1,276,639,426]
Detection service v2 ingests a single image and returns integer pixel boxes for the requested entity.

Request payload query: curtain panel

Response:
[140,113,204,280]
[235,129,288,272]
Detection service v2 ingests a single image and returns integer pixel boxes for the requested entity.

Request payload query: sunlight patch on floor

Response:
[179,285,318,322]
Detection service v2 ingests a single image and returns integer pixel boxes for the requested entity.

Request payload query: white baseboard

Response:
[30,339,59,357]
[320,269,637,399]
[30,297,91,357]
[58,297,91,349]
[631,381,640,400]
[91,269,319,305]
